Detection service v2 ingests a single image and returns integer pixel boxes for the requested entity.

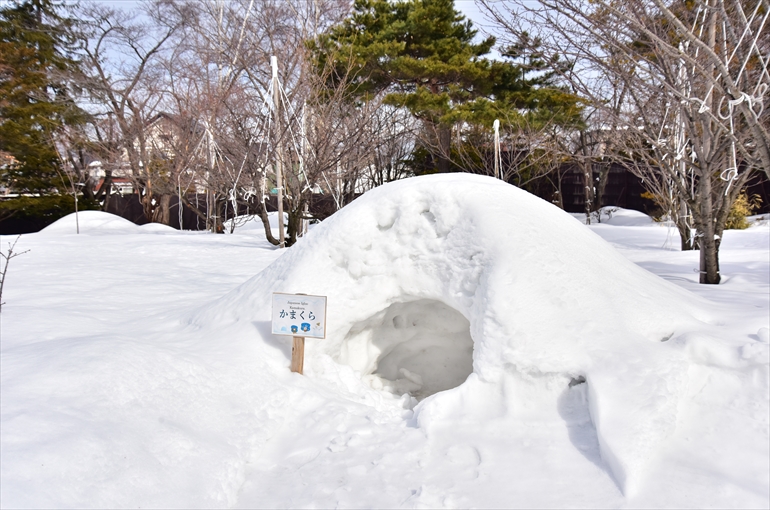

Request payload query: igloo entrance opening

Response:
[339,299,474,400]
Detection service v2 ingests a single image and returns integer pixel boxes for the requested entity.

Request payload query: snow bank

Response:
[599,208,656,226]
[193,174,707,495]
[223,212,285,234]
[40,210,137,234]
[3,179,765,508]
[571,207,656,226]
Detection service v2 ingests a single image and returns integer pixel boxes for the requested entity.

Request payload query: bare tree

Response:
[269,55,395,245]
[76,1,188,225]
[480,0,768,283]
[359,106,418,189]
[152,0,394,244]
[70,0,417,242]
[447,112,594,213]
[0,236,29,314]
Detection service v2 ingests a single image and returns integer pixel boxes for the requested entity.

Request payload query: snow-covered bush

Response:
[726,192,762,229]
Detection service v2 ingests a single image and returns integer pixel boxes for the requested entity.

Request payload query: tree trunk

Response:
[214,197,224,234]
[436,124,452,173]
[675,199,694,250]
[148,194,171,225]
[154,194,171,225]
[141,191,155,224]
[257,200,281,246]
[594,164,610,214]
[550,168,565,209]
[696,175,720,284]
[696,9,720,285]
[97,170,113,211]
[287,206,302,247]
[676,218,693,251]
[580,161,594,224]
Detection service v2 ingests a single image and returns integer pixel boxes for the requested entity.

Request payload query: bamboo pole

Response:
[272,56,286,248]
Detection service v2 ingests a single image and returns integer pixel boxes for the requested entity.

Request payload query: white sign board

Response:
[271,293,327,339]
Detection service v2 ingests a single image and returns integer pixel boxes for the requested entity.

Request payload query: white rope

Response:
[178,175,183,229]
[229,134,254,218]
[679,0,770,199]
[720,167,738,181]
[734,6,770,86]
[277,80,312,191]
[321,170,341,210]
[724,0,764,69]
[720,97,740,195]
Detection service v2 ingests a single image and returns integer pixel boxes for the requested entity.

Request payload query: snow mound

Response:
[571,207,656,226]
[40,211,177,235]
[194,174,706,495]
[599,207,656,226]
[748,213,769,227]
[136,222,177,234]
[40,210,139,234]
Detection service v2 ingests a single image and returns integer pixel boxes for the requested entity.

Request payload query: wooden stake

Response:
[290,336,305,374]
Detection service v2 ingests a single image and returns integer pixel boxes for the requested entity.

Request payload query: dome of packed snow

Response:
[195,173,707,494]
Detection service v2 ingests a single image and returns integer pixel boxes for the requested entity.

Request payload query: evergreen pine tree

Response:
[0,0,85,221]
[314,0,582,174]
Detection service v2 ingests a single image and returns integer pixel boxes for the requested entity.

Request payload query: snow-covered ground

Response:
[1,176,768,509]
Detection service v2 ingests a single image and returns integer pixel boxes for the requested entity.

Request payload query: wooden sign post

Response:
[290,336,305,374]
[272,293,327,375]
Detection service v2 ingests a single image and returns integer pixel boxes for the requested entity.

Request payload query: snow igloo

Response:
[197,174,705,494]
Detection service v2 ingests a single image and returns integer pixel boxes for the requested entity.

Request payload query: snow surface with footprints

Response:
[1,175,768,508]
